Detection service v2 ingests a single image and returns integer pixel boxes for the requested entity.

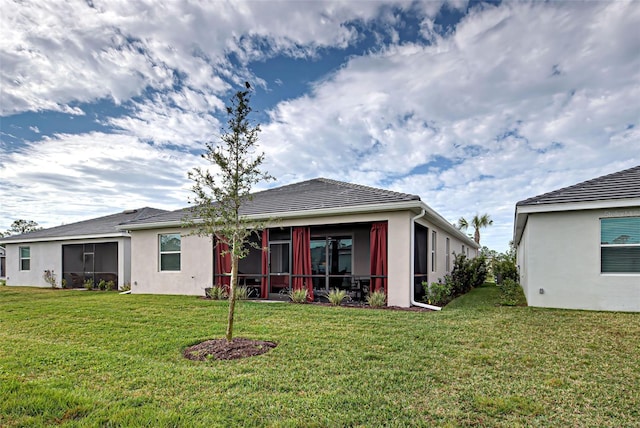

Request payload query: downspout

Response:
[410,209,442,311]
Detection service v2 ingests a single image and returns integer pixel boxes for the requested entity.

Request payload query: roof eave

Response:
[514,197,640,246]
[0,232,130,244]
[120,201,424,231]
[516,197,640,214]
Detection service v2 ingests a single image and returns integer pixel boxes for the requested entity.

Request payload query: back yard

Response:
[1,285,638,427]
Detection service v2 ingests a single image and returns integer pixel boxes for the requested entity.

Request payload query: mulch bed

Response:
[183,338,277,361]
[310,302,434,311]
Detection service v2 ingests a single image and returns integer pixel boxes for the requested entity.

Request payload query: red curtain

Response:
[215,238,231,291]
[261,229,269,299]
[293,227,313,301]
[370,222,388,294]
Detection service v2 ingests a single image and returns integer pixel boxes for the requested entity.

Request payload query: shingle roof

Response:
[123,178,421,227]
[516,165,640,206]
[0,207,167,242]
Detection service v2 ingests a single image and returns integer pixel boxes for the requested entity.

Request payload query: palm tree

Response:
[457,214,493,245]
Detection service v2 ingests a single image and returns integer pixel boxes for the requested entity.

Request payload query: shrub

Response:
[448,253,487,296]
[105,280,115,291]
[289,288,308,303]
[84,278,93,290]
[205,285,228,300]
[327,288,348,306]
[61,278,68,289]
[43,270,58,288]
[499,279,525,306]
[469,254,488,289]
[0,279,6,286]
[233,285,249,301]
[121,282,131,292]
[98,279,107,291]
[493,251,519,285]
[440,253,489,301]
[367,291,386,308]
[423,280,452,306]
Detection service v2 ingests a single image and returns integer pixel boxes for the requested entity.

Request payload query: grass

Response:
[1,286,639,427]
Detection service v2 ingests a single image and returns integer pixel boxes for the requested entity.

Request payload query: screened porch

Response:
[213,222,388,302]
[62,242,118,288]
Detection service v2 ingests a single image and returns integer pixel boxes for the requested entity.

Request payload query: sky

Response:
[1,0,639,252]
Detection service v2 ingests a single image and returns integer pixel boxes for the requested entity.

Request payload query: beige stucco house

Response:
[121,178,479,308]
[0,208,165,289]
[514,165,640,312]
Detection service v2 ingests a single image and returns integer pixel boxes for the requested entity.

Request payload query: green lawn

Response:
[1,286,638,427]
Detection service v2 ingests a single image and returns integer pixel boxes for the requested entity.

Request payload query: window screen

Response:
[601,217,640,273]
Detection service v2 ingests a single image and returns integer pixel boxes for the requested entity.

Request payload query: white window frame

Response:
[19,246,31,271]
[159,234,181,272]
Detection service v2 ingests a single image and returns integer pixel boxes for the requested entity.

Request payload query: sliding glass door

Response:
[310,236,352,293]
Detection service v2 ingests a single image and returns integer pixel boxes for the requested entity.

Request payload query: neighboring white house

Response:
[120,178,479,308]
[0,208,165,289]
[514,165,640,312]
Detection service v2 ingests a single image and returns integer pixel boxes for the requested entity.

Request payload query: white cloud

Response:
[106,88,222,149]
[0,132,206,229]
[0,0,412,115]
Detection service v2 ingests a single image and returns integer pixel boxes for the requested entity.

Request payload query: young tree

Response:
[186,83,272,342]
[457,214,493,245]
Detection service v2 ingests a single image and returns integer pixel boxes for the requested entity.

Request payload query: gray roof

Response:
[517,165,640,207]
[123,178,421,227]
[0,207,167,242]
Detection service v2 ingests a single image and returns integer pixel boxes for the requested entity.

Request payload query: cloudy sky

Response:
[1,0,639,251]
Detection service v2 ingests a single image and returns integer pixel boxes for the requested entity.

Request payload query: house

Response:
[120,178,479,308]
[0,208,166,289]
[514,165,640,312]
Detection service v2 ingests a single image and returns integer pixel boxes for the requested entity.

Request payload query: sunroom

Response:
[213,222,388,301]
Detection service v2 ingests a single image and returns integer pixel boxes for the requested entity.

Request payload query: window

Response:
[601,217,640,273]
[159,234,181,271]
[445,238,450,272]
[431,231,437,272]
[19,246,30,271]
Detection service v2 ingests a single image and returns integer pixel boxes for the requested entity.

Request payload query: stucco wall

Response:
[4,241,62,287]
[130,228,214,295]
[517,208,640,312]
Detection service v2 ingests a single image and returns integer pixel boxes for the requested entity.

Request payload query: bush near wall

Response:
[499,278,526,306]
[493,251,519,285]
[424,253,488,306]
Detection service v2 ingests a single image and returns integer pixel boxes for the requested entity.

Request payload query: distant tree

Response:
[186,83,272,342]
[3,219,42,237]
[457,214,493,245]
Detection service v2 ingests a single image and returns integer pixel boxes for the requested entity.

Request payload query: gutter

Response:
[410,209,442,311]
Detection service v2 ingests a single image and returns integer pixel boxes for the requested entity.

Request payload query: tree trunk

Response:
[225,242,239,342]
[474,229,480,244]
